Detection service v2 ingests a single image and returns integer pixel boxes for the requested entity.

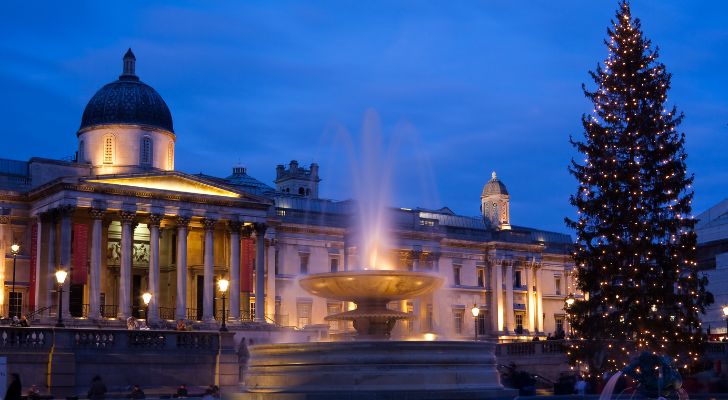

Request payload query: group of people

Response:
[126,317,150,331]
[4,374,224,400]
[531,331,567,341]
[8,315,30,327]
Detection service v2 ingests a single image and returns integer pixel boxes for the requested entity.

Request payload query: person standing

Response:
[88,376,107,400]
[4,373,21,400]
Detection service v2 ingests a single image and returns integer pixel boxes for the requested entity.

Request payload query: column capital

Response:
[202,218,217,231]
[176,215,191,228]
[89,208,106,220]
[57,204,75,218]
[148,214,163,228]
[254,222,268,235]
[242,224,254,238]
[227,220,243,233]
[119,210,137,225]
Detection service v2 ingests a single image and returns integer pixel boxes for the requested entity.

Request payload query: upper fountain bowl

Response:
[298,270,443,303]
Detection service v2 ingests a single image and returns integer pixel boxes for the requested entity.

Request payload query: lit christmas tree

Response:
[565,1,712,376]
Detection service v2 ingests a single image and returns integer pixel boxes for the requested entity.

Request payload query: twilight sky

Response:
[1,1,727,234]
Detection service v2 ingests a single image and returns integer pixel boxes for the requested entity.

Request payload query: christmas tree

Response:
[565,1,712,376]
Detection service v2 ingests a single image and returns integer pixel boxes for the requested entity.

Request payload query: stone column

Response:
[536,266,544,333]
[43,212,57,312]
[254,223,267,323]
[88,208,105,320]
[176,216,190,320]
[202,218,216,322]
[266,238,276,319]
[118,211,136,319]
[147,214,162,323]
[33,217,42,311]
[505,262,514,333]
[494,261,504,333]
[526,264,534,334]
[0,212,8,311]
[228,221,242,321]
[58,205,74,318]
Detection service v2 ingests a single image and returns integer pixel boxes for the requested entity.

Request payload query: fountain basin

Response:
[237,340,515,399]
[299,270,443,339]
[298,270,443,302]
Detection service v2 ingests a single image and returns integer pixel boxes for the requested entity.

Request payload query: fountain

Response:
[232,112,515,399]
[299,270,442,339]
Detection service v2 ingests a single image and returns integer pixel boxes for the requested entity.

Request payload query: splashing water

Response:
[598,371,622,400]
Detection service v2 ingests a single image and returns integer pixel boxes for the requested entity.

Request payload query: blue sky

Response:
[1,1,727,233]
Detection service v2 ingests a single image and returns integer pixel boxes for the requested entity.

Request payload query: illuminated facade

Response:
[0,51,574,339]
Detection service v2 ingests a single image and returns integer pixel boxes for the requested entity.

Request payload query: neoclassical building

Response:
[0,50,574,340]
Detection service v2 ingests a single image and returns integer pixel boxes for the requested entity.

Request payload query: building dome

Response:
[79,49,173,133]
[482,171,508,197]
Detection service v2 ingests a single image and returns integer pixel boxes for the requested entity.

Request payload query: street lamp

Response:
[10,244,19,318]
[55,269,68,327]
[471,304,480,341]
[565,293,575,337]
[142,292,152,323]
[722,305,728,340]
[218,279,230,332]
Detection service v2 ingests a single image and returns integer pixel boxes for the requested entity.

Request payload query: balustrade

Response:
[0,328,50,349]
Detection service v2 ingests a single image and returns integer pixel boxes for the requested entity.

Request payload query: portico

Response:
[29,172,272,325]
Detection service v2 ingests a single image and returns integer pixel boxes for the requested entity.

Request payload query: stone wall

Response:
[0,327,238,397]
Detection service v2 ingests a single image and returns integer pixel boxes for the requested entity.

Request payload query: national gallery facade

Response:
[0,50,574,340]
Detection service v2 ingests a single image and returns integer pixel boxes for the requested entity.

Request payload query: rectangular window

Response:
[453,309,464,335]
[478,313,486,335]
[477,267,485,287]
[426,304,433,331]
[514,270,522,288]
[555,316,564,334]
[9,292,22,318]
[300,253,309,275]
[554,276,562,295]
[250,300,256,321]
[453,265,461,286]
[297,301,312,328]
[104,136,113,164]
[515,313,524,333]
[330,258,339,273]
[327,303,341,331]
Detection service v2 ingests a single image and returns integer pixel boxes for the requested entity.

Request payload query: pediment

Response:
[85,174,242,198]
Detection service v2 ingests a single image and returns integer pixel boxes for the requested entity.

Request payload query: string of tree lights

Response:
[564,1,713,377]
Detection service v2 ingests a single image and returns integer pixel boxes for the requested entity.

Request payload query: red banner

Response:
[241,237,255,292]
[72,223,89,285]
[29,222,37,310]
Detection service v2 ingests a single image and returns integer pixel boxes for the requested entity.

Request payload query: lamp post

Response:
[218,279,229,332]
[142,292,152,324]
[565,293,575,337]
[10,244,19,318]
[722,305,728,340]
[471,304,480,341]
[55,269,68,327]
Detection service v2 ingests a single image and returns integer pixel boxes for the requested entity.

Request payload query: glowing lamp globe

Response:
[471,304,480,318]
[10,244,19,254]
[55,269,68,284]
[565,294,575,307]
[142,292,152,306]
[722,305,728,317]
[218,278,229,293]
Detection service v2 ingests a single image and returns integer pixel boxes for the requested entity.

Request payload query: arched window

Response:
[78,140,85,162]
[298,187,305,195]
[167,141,174,170]
[103,135,114,164]
[140,136,153,165]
